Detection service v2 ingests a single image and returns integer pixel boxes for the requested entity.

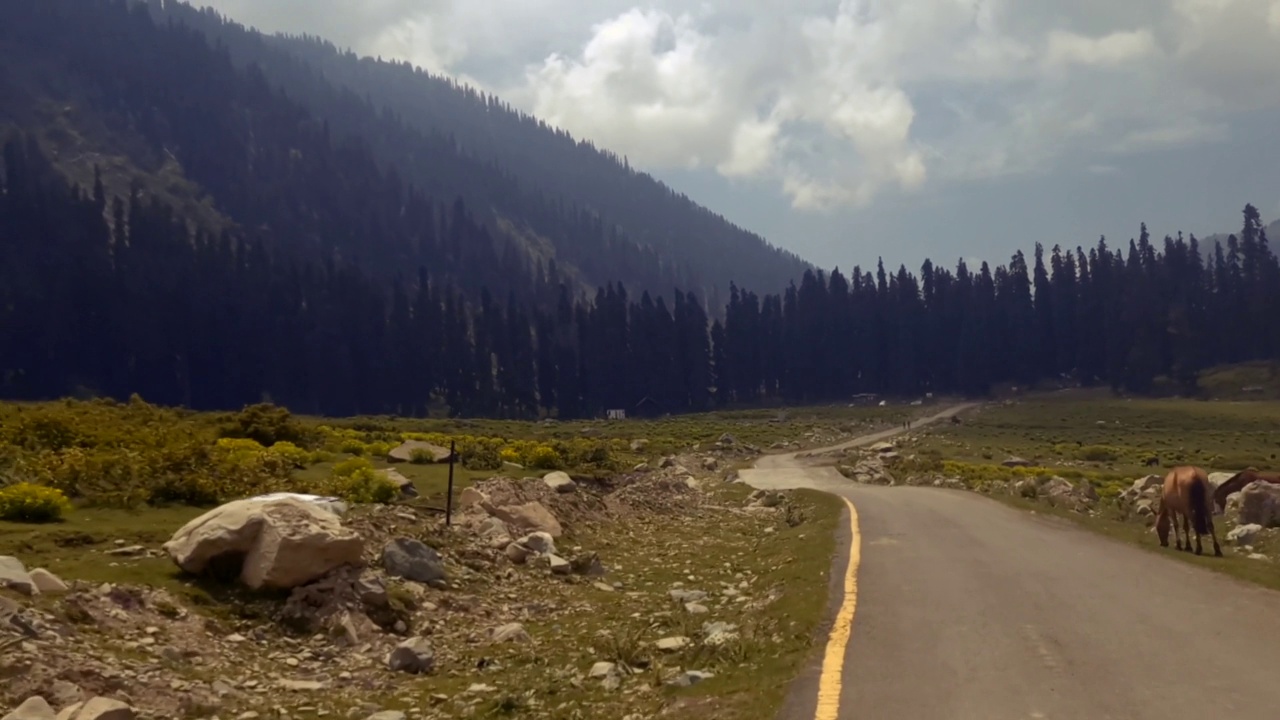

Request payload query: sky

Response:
[201,0,1280,273]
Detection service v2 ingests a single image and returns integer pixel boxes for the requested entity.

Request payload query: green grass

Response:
[905,392,1280,480]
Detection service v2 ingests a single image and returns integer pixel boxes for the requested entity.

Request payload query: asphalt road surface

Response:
[742,404,1280,720]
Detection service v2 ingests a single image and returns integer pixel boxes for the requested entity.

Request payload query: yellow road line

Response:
[815,497,861,720]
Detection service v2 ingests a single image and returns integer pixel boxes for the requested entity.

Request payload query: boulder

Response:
[387,440,453,464]
[1002,457,1032,468]
[28,568,68,594]
[378,469,418,498]
[868,441,895,453]
[504,542,534,564]
[1239,482,1280,528]
[162,497,364,590]
[0,556,36,596]
[488,622,531,643]
[474,517,512,549]
[547,554,572,575]
[3,696,55,720]
[382,538,447,585]
[517,532,556,556]
[487,502,563,538]
[542,471,577,494]
[629,439,649,452]
[1208,472,1235,491]
[457,487,487,510]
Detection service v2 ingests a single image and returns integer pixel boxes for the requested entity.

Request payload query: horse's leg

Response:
[1181,512,1194,553]
[1207,509,1223,558]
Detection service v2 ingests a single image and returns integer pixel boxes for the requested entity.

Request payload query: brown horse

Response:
[1212,468,1280,514]
[1155,466,1222,557]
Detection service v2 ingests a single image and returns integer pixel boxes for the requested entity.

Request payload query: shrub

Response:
[1078,445,1120,463]
[338,439,369,456]
[324,459,397,504]
[408,448,435,464]
[0,482,73,523]
[267,441,312,468]
[499,447,522,465]
[220,403,307,447]
[528,445,565,470]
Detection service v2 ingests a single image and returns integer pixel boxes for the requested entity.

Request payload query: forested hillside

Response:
[2,0,1279,420]
[0,0,811,308]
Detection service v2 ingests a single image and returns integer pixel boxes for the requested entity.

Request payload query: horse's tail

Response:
[1189,477,1211,536]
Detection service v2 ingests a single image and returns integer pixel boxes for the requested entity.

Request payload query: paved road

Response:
[742,404,1280,720]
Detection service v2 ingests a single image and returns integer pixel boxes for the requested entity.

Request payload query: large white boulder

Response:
[162,496,364,590]
[1239,482,1280,528]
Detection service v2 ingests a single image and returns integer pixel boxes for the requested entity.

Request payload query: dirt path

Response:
[742,402,1280,720]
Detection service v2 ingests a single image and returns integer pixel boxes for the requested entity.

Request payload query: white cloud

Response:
[201,0,1280,213]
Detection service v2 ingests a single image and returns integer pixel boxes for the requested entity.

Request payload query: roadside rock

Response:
[382,538,447,585]
[542,471,576,494]
[1239,482,1280,528]
[0,556,36,596]
[162,496,364,590]
[388,637,435,674]
[1228,524,1263,546]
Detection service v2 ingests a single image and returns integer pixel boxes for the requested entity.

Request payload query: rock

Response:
[488,501,563,538]
[655,636,690,652]
[28,568,68,594]
[670,670,714,687]
[868,441,895,453]
[542,471,577,493]
[684,603,709,614]
[518,532,556,556]
[632,462,651,472]
[474,517,512,548]
[55,698,135,720]
[1239,482,1280,528]
[659,456,677,469]
[387,637,436,674]
[1136,500,1155,517]
[547,554,572,575]
[489,622,531,643]
[3,696,55,720]
[47,681,83,708]
[669,589,707,603]
[1248,553,1271,562]
[277,679,327,691]
[378,469,418,498]
[717,433,737,447]
[1228,523,1264,546]
[629,439,650,452]
[382,538,447,585]
[1208,472,1235,491]
[592,581,615,592]
[162,497,364,590]
[0,556,36,596]
[1002,457,1032,468]
[457,487,487,509]
[387,440,453,464]
[702,621,739,646]
[570,552,605,576]
[588,661,616,679]
[504,542,534,564]
[701,457,719,471]
[366,713,407,720]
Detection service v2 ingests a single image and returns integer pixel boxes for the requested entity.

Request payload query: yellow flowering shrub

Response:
[0,482,73,523]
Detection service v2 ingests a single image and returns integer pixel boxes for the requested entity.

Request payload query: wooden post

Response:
[445,440,456,527]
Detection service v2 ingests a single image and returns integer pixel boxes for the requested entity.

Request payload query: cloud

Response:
[200,0,1280,213]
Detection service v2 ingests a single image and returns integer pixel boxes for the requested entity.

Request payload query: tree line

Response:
[4,132,1278,419]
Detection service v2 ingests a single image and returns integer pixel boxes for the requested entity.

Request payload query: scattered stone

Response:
[542,471,577,493]
[588,661,616,679]
[504,542,534,564]
[632,462,651,472]
[457,487,487,509]
[1228,524,1264,546]
[518,532,556,556]
[162,496,364,590]
[388,637,436,674]
[104,546,146,557]
[701,457,719,471]
[592,581,615,592]
[1002,456,1032,468]
[670,670,714,687]
[868,441,895,453]
[27,568,69,594]
[366,713,407,720]
[1136,500,1155,517]
[655,636,690,652]
[47,681,83,708]
[0,556,36,596]
[382,538,447,585]
[1248,553,1271,562]
[3,696,55,720]
[547,554,572,575]
[669,589,707,603]
[277,679,327,691]
[684,603,709,614]
[629,439,649,452]
[570,552,605,576]
[702,621,739,646]
[488,622,531,643]
[55,697,136,720]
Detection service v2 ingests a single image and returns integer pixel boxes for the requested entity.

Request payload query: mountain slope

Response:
[2,0,813,308]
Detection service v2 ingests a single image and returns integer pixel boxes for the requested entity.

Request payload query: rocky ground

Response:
[1,438,838,720]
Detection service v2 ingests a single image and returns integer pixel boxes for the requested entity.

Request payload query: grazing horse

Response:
[1155,466,1222,557]
[1212,468,1280,514]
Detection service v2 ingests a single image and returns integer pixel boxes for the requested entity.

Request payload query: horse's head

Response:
[1154,506,1170,546]
[1213,470,1251,513]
